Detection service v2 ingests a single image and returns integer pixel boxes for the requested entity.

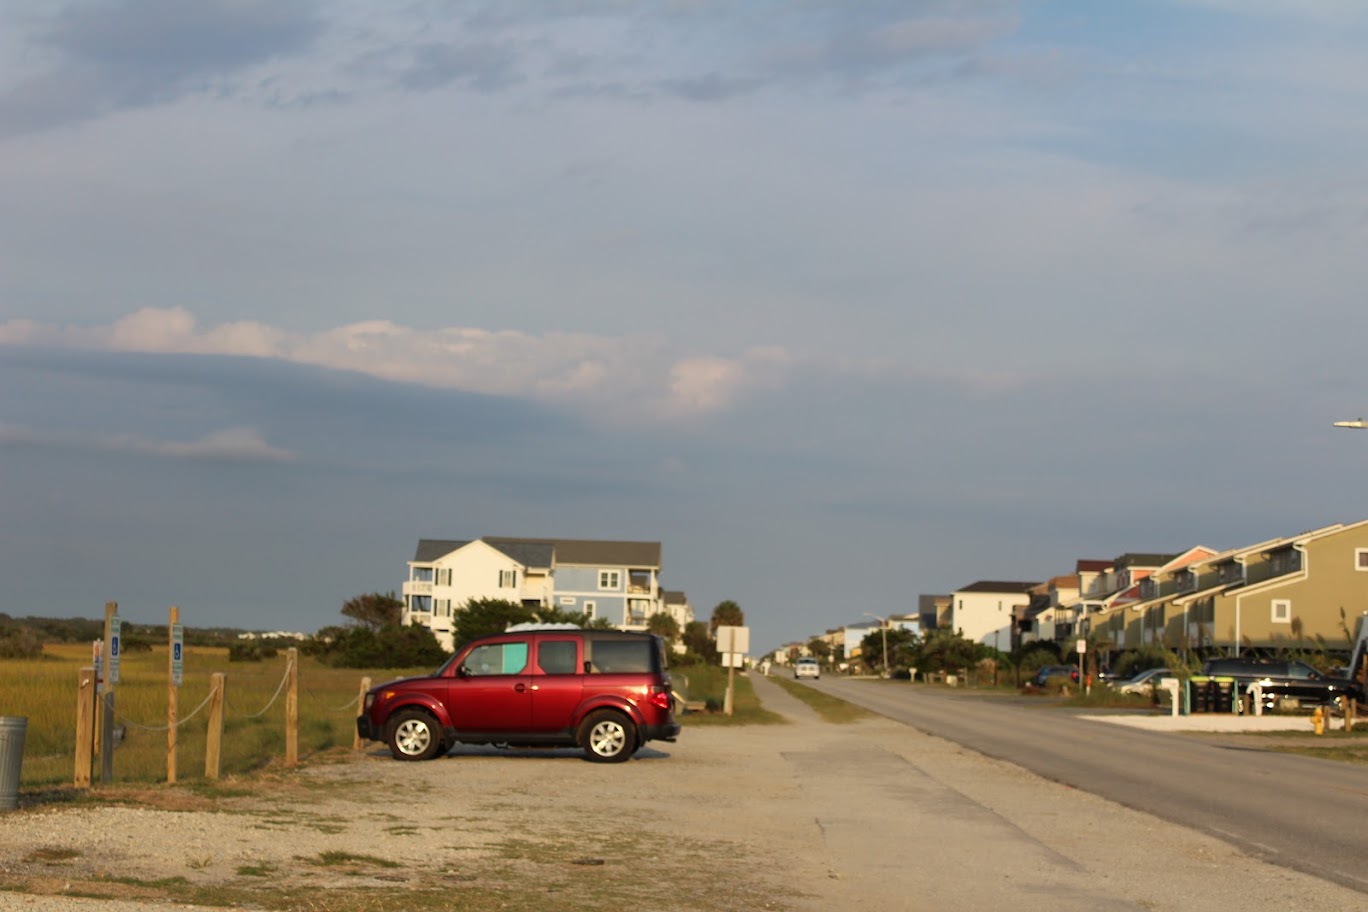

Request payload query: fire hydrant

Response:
[1312,706,1325,736]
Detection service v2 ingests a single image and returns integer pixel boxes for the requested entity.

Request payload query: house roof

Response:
[484,536,662,568]
[414,536,661,569]
[484,540,555,569]
[1076,559,1111,572]
[663,590,689,605]
[1113,553,1179,568]
[413,539,471,562]
[955,580,1041,594]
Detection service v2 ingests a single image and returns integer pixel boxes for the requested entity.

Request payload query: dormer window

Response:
[1219,562,1243,585]
[1268,550,1301,576]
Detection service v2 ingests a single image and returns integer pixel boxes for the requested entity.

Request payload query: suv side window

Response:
[588,639,653,673]
[462,641,530,676]
[1287,661,1320,680]
[538,639,579,675]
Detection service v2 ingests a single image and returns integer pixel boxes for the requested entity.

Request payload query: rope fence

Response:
[68,645,377,787]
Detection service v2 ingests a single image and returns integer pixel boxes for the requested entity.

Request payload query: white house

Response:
[402,537,665,650]
[949,580,1039,650]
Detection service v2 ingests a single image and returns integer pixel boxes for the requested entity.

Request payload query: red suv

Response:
[357,627,680,763]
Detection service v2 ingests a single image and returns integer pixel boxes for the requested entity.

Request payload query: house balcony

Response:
[403,581,433,597]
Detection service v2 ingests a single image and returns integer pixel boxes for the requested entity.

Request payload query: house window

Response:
[409,595,432,614]
[412,567,433,582]
[499,569,518,588]
[583,600,596,618]
[1357,549,1368,572]
[598,570,620,590]
[1271,599,1291,624]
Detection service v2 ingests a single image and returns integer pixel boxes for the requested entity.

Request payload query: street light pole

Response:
[864,612,889,678]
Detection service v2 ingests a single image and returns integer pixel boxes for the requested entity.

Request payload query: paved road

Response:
[804,676,1368,895]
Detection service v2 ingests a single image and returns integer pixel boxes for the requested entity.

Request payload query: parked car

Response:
[1115,667,1175,696]
[795,657,821,679]
[1031,665,1080,687]
[357,627,680,763]
[1199,657,1362,709]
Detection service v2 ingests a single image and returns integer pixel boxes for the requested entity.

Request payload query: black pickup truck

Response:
[1200,657,1363,709]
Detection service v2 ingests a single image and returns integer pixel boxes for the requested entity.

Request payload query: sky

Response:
[5,0,1368,655]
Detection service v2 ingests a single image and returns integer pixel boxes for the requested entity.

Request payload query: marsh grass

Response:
[2,641,433,787]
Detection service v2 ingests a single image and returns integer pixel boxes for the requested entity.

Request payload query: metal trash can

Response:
[0,716,27,811]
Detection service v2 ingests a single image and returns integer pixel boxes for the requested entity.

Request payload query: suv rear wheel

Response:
[387,709,442,761]
[580,710,637,763]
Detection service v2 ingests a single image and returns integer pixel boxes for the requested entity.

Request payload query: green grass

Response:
[673,667,786,725]
[769,676,875,723]
[1,641,434,787]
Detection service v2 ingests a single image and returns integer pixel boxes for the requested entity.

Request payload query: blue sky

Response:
[4,0,1368,654]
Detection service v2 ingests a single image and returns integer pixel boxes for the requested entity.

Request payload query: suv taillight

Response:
[648,685,672,711]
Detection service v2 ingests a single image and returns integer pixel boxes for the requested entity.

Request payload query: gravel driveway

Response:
[1,674,1365,911]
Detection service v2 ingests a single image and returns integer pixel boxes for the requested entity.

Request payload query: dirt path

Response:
[1,674,1365,911]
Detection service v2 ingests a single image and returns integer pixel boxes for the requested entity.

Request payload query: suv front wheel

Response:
[580,710,638,763]
[387,709,443,761]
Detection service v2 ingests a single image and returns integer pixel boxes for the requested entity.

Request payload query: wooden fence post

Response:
[285,648,298,768]
[167,605,179,784]
[352,676,371,751]
[205,673,225,781]
[74,667,96,788]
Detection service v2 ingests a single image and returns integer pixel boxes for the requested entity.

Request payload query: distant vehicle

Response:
[1116,667,1175,696]
[1031,665,1079,688]
[1200,657,1361,710]
[795,658,821,679]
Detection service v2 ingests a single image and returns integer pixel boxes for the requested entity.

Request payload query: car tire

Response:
[580,710,638,763]
[386,709,442,761]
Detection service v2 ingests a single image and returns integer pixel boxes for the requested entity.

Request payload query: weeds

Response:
[769,676,875,723]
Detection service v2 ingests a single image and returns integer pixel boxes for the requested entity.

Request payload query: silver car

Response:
[1116,667,1174,695]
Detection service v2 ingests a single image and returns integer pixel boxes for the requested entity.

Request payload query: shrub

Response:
[314,624,448,669]
[228,641,279,662]
[0,627,43,659]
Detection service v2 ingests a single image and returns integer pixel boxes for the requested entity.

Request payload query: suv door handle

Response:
[515,683,526,693]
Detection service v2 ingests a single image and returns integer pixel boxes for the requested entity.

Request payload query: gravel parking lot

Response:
[1,675,1365,911]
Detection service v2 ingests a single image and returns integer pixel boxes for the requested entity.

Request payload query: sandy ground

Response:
[1,675,1365,911]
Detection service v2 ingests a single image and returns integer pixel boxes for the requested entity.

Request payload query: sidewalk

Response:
[1084,711,1343,732]
[744,673,1366,911]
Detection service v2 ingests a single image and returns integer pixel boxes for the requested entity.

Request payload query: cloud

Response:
[397,40,524,93]
[1174,0,1368,24]
[0,308,792,422]
[0,0,322,136]
[0,421,296,463]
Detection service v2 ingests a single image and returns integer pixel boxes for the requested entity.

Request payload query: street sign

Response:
[717,625,750,655]
[1076,638,1086,655]
[171,623,184,686]
[109,617,122,684]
